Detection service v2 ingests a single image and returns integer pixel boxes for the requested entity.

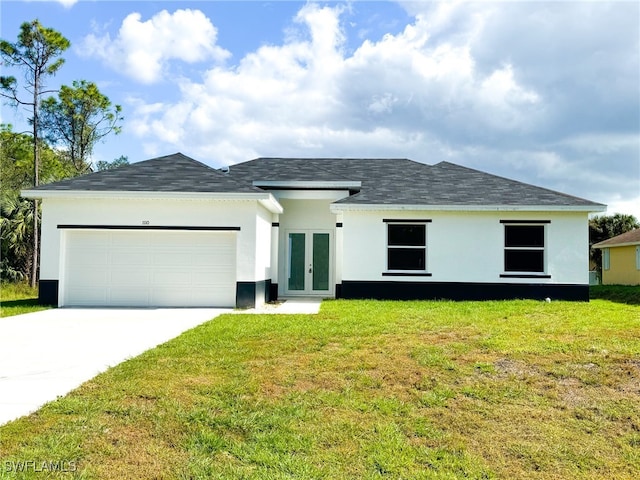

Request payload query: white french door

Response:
[285,230,333,296]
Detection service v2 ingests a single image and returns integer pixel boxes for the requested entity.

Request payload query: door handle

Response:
[308,264,312,273]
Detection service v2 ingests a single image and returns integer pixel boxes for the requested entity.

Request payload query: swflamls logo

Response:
[3,460,77,472]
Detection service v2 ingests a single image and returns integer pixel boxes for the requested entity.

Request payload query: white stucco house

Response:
[22,153,606,308]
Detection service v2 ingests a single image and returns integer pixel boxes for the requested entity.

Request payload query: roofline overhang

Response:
[329,203,607,213]
[20,189,284,214]
[253,180,362,190]
[592,241,640,249]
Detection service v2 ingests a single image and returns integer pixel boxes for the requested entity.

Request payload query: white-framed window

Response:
[384,220,430,273]
[502,222,548,275]
[635,246,640,270]
[603,248,610,271]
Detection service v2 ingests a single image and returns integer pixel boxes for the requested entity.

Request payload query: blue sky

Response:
[2,0,639,218]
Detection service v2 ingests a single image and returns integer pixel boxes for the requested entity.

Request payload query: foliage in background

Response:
[0,125,76,282]
[41,80,123,174]
[0,19,70,287]
[589,213,640,277]
[1,20,125,284]
[95,154,129,172]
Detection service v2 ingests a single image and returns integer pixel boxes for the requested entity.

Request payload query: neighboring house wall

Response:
[601,245,640,285]
[39,197,271,307]
[339,210,590,300]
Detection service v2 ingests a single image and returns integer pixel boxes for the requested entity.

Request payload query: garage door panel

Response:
[70,268,109,285]
[152,270,191,286]
[66,287,108,305]
[63,230,237,307]
[109,287,150,306]
[111,251,150,266]
[153,253,193,267]
[110,269,150,285]
[68,250,109,268]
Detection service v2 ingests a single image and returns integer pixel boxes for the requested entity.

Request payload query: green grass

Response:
[0,282,52,317]
[1,298,639,479]
[590,284,640,305]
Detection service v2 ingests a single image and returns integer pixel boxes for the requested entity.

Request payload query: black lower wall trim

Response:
[335,283,343,299]
[340,281,589,301]
[39,280,59,305]
[269,282,278,303]
[236,280,272,308]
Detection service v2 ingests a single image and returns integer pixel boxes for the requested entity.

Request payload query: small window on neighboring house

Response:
[636,246,640,270]
[603,248,610,271]
[387,223,427,271]
[504,224,546,273]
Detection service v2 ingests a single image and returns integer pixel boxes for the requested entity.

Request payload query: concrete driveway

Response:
[0,307,228,426]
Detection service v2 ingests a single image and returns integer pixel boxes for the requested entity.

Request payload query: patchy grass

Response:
[0,282,51,317]
[0,299,639,479]
[590,284,640,305]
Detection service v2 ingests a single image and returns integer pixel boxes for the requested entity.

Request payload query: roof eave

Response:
[593,241,640,249]
[21,189,284,214]
[330,203,606,213]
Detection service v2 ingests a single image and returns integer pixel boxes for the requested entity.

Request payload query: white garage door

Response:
[62,229,236,307]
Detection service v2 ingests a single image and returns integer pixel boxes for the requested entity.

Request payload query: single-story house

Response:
[592,229,640,285]
[22,153,606,308]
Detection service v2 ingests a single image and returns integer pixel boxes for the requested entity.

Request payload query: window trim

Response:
[384,220,431,275]
[501,222,550,278]
[636,246,640,271]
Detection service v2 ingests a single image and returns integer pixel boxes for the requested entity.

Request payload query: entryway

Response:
[285,230,333,296]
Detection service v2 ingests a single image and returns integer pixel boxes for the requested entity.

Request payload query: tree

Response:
[0,125,72,282]
[41,80,123,174]
[95,155,129,172]
[1,20,70,287]
[589,213,640,276]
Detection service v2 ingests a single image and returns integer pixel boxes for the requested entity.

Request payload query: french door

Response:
[285,230,332,296]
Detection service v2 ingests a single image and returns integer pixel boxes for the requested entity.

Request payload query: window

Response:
[503,223,546,274]
[603,248,610,271]
[636,246,640,271]
[386,222,428,272]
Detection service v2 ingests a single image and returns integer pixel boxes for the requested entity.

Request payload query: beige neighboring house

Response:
[593,229,640,285]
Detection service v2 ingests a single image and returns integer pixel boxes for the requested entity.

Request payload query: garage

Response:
[61,229,237,307]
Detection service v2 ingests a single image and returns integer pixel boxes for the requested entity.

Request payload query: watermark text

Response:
[3,460,77,473]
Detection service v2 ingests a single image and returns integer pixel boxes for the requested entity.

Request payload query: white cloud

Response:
[56,0,78,7]
[114,1,637,215]
[79,9,230,84]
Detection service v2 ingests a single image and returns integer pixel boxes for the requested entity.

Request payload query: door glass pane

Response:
[288,233,306,290]
[312,233,329,291]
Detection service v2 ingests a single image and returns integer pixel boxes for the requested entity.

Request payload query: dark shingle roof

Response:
[31,153,605,209]
[593,229,640,248]
[229,157,604,208]
[31,153,259,193]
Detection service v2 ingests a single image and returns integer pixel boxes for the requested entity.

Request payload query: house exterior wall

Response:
[272,192,346,297]
[602,245,640,285]
[39,197,270,307]
[339,209,590,300]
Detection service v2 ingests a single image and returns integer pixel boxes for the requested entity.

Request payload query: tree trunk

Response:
[30,78,39,289]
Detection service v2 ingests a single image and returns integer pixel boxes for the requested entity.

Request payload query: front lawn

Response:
[0,282,51,317]
[1,299,639,479]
